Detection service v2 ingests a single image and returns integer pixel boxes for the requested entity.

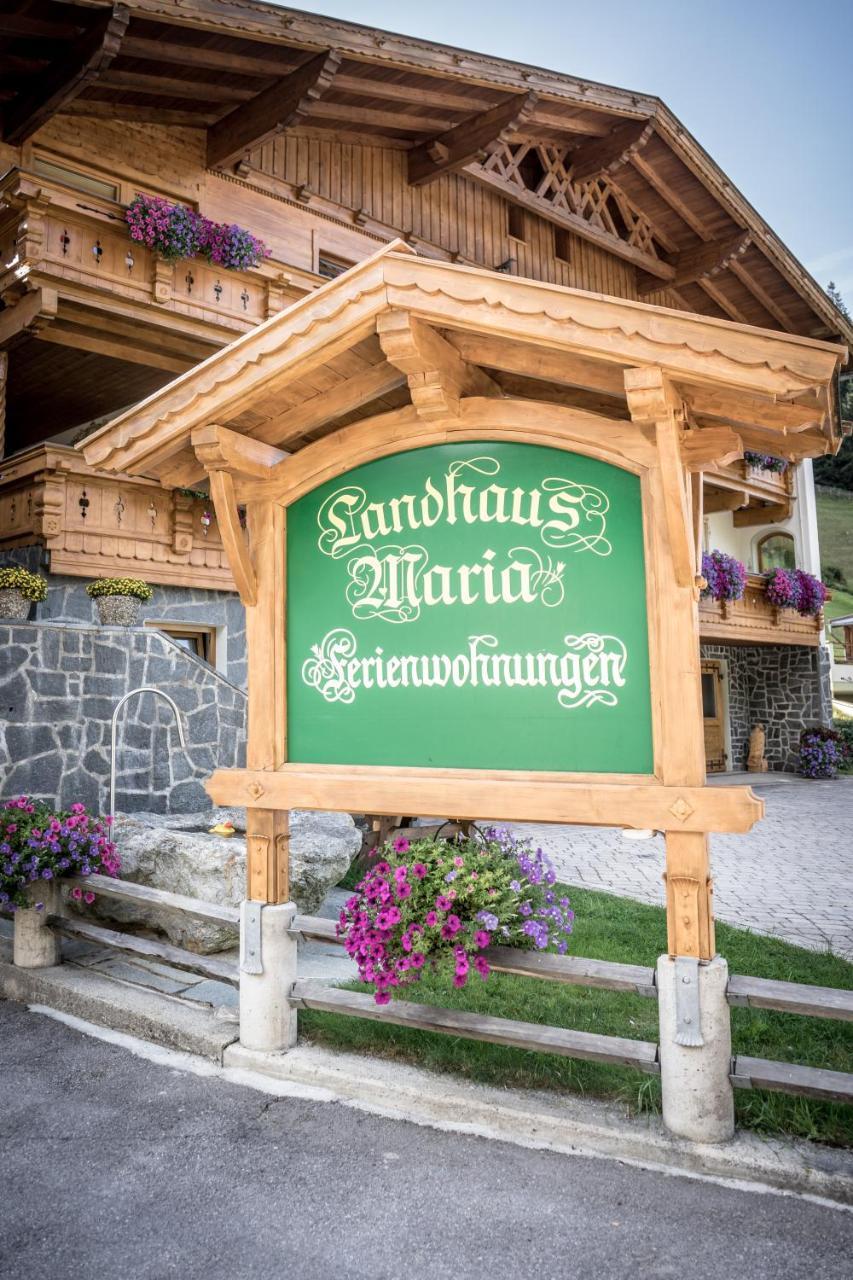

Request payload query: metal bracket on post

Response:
[673,955,703,1046]
[240,901,263,975]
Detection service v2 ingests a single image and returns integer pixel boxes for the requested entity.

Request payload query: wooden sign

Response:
[287,442,653,773]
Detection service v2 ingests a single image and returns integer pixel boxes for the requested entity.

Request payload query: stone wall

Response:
[0,620,246,814]
[700,641,832,771]
[0,546,247,687]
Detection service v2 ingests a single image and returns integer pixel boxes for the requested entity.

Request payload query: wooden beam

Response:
[0,350,7,460]
[729,259,802,334]
[625,366,694,587]
[206,49,342,170]
[37,326,191,374]
[244,500,289,903]
[445,331,628,398]
[192,423,287,479]
[733,502,792,528]
[2,5,129,145]
[680,426,744,472]
[568,119,655,183]
[702,487,749,514]
[0,288,59,347]
[681,385,824,433]
[249,362,408,449]
[638,231,752,297]
[377,311,501,418]
[61,101,216,127]
[630,152,715,240]
[94,69,254,102]
[208,469,257,606]
[408,92,538,186]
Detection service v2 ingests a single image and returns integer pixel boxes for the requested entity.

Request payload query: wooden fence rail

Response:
[291,978,661,1073]
[9,881,848,1105]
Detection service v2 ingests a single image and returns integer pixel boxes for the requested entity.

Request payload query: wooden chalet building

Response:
[0,0,849,788]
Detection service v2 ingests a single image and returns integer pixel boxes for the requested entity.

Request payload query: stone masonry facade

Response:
[0,620,246,815]
[700,641,832,772]
[1,546,247,688]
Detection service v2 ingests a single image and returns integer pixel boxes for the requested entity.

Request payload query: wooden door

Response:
[701,660,727,773]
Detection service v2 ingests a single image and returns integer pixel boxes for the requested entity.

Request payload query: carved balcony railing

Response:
[0,444,235,591]
[703,459,795,526]
[699,573,824,647]
[0,168,298,355]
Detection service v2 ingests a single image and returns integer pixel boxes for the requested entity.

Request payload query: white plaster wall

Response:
[703,461,820,574]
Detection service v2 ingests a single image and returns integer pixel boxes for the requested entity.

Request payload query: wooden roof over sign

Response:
[1,0,851,348]
[80,240,847,494]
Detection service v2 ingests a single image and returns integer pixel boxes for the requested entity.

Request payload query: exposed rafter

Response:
[1,4,129,145]
[567,119,655,183]
[247,363,408,450]
[408,93,538,187]
[445,331,627,398]
[637,231,752,297]
[206,49,342,170]
[377,311,501,418]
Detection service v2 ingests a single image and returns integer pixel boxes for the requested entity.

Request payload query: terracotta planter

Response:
[95,594,142,626]
[0,587,32,620]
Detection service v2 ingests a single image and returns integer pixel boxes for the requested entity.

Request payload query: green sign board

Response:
[287,442,653,773]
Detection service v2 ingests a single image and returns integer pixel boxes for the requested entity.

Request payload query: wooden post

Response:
[0,350,7,459]
[626,366,714,960]
[245,499,289,903]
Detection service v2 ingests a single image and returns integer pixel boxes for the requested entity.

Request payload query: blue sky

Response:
[274,0,853,309]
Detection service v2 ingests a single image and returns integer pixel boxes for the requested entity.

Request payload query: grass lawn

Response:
[301,883,853,1147]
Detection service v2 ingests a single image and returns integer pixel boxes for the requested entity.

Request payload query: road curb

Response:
[225,1041,853,1207]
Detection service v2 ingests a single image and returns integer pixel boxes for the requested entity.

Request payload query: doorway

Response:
[701,659,728,773]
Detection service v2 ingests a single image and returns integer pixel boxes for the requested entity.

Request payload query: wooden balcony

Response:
[0,167,306,452]
[699,573,824,647]
[0,444,235,591]
[703,459,795,526]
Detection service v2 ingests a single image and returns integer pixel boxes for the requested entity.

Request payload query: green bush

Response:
[0,565,48,602]
[85,577,153,602]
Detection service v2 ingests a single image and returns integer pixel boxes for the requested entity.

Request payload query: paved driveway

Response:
[509,774,853,958]
[3,1000,852,1280]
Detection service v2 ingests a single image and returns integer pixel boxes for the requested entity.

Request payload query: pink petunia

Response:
[412,863,427,879]
[70,886,83,901]
[393,837,410,853]
[425,912,438,927]
[474,930,491,948]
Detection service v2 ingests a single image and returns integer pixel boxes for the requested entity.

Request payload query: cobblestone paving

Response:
[508,774,853,959]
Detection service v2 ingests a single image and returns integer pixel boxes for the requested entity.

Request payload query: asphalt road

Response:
[1,999,850,1280]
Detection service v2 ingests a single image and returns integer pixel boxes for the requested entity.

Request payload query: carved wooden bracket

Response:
[408,92,538,187]
[377,311,500,419]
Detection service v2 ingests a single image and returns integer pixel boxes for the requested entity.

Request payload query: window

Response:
[32,155,119,202]
[317,252,353,280]
[757,532,796,573]
[554,228,571,262]
[147,621,216,666]
[507,204,525,242]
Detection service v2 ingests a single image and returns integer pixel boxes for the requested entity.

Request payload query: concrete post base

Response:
[657,954,734,1144]
[239,901,298,1054]
[13,883,60,969]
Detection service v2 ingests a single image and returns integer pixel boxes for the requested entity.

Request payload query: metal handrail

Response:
[109,686,189,818]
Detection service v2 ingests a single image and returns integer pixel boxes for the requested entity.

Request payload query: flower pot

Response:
[0,587,32,620]
[95,594,141,626]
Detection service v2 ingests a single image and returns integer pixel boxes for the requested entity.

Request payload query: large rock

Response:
[83,808,360,952]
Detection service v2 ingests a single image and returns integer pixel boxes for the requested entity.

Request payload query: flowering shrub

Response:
[125,195,269,270]
[85,577,153,602]
[0,797,119,911]
[337,827,574,1004]
[701,550,747,602]
[797,727,851,779]
[0,566,47,601]
[764,568,828,617]
[744,451,789,474]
